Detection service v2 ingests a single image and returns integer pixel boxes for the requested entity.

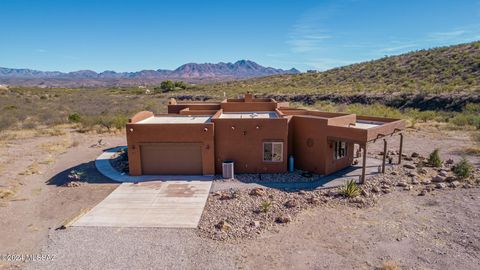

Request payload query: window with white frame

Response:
[263,142,283,162]
[333,141,347,160]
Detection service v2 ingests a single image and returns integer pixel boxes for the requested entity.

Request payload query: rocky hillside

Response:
[216,41,480,94]
[0,60,299,87]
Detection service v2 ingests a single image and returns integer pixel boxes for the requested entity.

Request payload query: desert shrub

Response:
[339,179,360,198]
[79,115,128,131]
[416,110,437,122]
[0,115,16,131]
[380,260,400,270]
[474,132,480,143]
[260,200,272,213]
[68,113,81,123]
[450,114,469,126]
[111,115,129,130]
[452,157,473,179]
[174,81,188,89]
[427,148,442,167]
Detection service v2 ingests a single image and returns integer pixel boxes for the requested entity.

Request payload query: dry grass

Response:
[463,147,480,156]
[39,135,72,155]
[0,125,68,142]
[0,187,15,199]
[380,260,400,270]
[19,162,41,176]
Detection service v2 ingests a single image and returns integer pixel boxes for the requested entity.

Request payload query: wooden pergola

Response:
[358,130,404,183]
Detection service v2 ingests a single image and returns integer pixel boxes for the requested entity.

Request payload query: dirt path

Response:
[0,130,125,269]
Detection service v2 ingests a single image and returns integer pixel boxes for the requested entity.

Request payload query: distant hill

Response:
[0,60,299,87]
[212,41,480,95]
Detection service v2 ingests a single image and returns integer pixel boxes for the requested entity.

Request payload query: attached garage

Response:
[140,143,203,175]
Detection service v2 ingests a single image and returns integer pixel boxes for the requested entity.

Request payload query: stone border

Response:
[95,146,213,183]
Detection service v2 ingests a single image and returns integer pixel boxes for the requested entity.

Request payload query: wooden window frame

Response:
[263,141,284,162]
[333,141,347,160]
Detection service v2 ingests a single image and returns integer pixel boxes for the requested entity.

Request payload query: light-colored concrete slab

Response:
[74,180,212,228]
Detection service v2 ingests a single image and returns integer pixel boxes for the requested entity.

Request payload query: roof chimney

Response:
[244,92,253,102]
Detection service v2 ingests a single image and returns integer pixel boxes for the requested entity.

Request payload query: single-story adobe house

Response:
[126,93,405,181]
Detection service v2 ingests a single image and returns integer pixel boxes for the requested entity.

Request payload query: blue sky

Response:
[1,0,479,72]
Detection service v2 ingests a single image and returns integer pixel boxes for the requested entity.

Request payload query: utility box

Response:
[222,160,234,179]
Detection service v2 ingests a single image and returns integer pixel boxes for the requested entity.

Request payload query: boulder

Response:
[411,177,420,185]
[215,220,232,232]
[219,193,233,200]
[435,183,447,189]
[411,152,420,158]
[371,186,381,193]
[438,170,448,177]
[275,215,292,224]
[422,179,432,185]
[403,185,412,191]
[249,187,266,196]
[404,157,413,161]
[350,197,365,204]
[418,190,427,196]
[403,164,416,169]
[446,158,454,165]
[449,181,460,188]
[284,199,298,208]
[307,196,321,204]
[445,176,456,182]
[432,175,445,183]
[250,220,260,228]
[407,171,418,177]
[397,181,408,187]
[419,168,428,174]
[463,183,473,189]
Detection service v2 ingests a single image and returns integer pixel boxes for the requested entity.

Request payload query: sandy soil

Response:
[0,130,125,269]
[240,188,480,269]
[0,124,478,269]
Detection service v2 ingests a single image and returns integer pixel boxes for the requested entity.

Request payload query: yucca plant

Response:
[260,200,272,213]
[339,179,360,198]
[428,148,442,167]
[453,157,473,179]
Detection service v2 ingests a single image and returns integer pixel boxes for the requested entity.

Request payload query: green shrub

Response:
[452,157,473,179]
[339,179,360,198]
[427,148,442,167]
[260,200,272,213]
[174,81,188,89]
[68,113,81,123]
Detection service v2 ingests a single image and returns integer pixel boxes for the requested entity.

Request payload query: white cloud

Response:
[286,9,332,53]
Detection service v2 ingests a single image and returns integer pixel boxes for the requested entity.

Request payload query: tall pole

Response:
[382,139,387,173]
[398,133,403,164]
[361,143,367,184]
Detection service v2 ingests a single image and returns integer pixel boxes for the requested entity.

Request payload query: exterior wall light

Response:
[256,125,260,129]
[129,128,134,132]
[231,126,235,130]
[203,127,208,132]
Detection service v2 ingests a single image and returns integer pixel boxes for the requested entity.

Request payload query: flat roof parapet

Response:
[218,111,278,119]
[136,115,212,124]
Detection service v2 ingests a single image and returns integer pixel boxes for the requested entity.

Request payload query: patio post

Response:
[361,143,367,184]
[382,139,387,173]
[398,133,403,164]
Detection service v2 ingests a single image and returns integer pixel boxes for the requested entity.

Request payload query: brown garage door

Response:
[140,143,203,175]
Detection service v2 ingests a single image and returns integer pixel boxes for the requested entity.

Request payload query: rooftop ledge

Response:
[218,111,278,119]
[136,115,212,124]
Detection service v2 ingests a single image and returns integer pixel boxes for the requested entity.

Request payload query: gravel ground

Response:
[25,227,241,270]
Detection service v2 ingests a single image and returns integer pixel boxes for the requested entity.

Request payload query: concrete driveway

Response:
[73,180,212,228]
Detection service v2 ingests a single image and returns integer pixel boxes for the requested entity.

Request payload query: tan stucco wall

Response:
[126,123,215,176]
[211,118,288,173]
